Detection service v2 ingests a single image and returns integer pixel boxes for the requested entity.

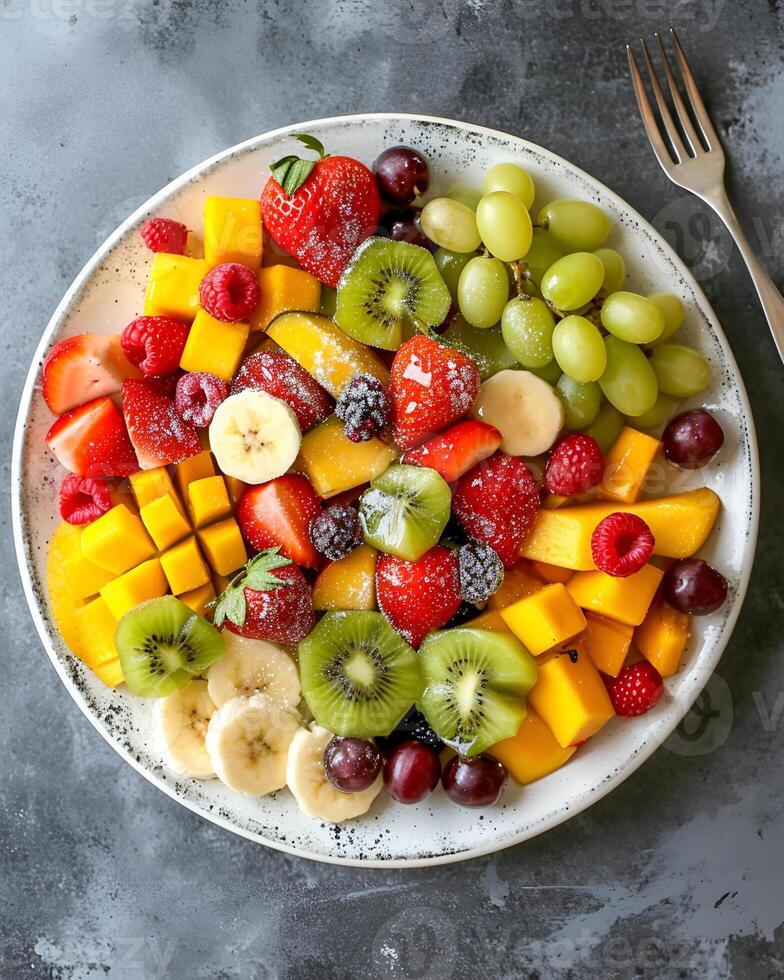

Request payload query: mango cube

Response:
[179,309,249,381]
[100,559,169,619]
[582,612,633,677]
[528,649,615,747]
[174,450,215,499]
[313,544,377,611]
[298,416,397,498]
[204,196,262,270]
[487,562,543,610]
[180,581,217,617]
[249,265,321,332]
[500,583,587,656]
[130,467,179,509]
[93,659,125,688]
[160,537,212,595]
[466,610,512,633]
[566,564,664,627]
[187,475,231,527]
[224,476,247,505]
[143,253,208,320]
[635,597,690,677]
[489,708,576,784]
[81,505,156,575]
[599,426,662,503]
[140,494,191,551]
[62,550,115,600]
[197,518,247,576]
[530,560,573,585]
[73,596,119,668]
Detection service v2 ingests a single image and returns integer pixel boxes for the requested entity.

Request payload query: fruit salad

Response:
[41,135,730,823]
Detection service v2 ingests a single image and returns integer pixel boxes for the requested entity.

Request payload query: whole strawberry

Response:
[261,134,381,289]
[604,661,664,717]
[376,547,462,648]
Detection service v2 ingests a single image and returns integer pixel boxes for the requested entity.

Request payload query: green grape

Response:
[500,295,555,368]
[593,248,626,295]
[476,191,533,262]
[319,286,337,317]
[557,374,602,430]
[647,292,685,342]
[649,343,711,397]
[626,392,681,429]
[458,256,510,329]
[482,162,535,209]
[541,252,604,311]
[420,198,481,252]
[434,248,477,300]
[529,359,563,385]
[537,199,611,251]
[599,336,658,416]
[582,400,624,453]
[552,315,607,382]
[446,185,481,210]
[600,291,665,344]
[442,315,519,380]
[523,228,564,288]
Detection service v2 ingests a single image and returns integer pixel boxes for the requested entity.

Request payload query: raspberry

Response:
[591,512,654,577]
[175,372,227,427]
[121,316,190,376]
[458,541,504,605]
[140,217,188,254]
[335,373,390,442]
[309,505,363,561]
[199,263,260,322]
[58,474,113,525]
[604,661,664,717]
[545,434,605,496]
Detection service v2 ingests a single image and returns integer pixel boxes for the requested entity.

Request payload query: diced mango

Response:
[143,253,208,320]
[599,426,662,503]
[489,707,576,784]
[635,596,690,677]
[267,311,389,397]
[519,488,721,570]
[179,309,249,381]
[486,562,543,609]
[582,611,634,677]
[566,564,664,627]
[528,649,615,747]
[249,265,321,332]
[62,550,115,600]
[204,196,262,270]
[501,583,587,656]
[47,522,88,653]
[224,476,246,505]
[175,450,215,498]
[81,504,156,575]
[180,581,217,618]
[298,416,398,498]
[129,467,178,509]
[530,560,573,585]
[73,596,119,668]
[466,610,511,632]
[160,537,212,595]
[313,544,377,611]
[100,559,169,619]
[140,493,191,551]
[198,518,247,576]
[188,475,231,527]
[93,658,125,688]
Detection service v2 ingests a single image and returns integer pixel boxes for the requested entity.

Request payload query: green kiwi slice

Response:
[298,611,423,738]
[116,596,225,698]
[335,237,451,350]
[417,627,538,755]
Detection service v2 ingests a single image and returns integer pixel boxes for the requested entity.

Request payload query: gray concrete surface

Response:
[2,1,783,977]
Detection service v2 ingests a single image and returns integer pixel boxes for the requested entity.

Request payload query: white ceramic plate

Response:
[12,113,759,867]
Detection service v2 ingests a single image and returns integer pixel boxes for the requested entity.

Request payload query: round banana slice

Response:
[207,633,301,710]
[286,725,383,823]
[472,369,564,456]
[209,389,302,484]
[205,694,299,797]
[153,679,217,779]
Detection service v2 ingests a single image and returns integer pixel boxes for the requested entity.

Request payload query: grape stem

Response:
[510,261,530,297]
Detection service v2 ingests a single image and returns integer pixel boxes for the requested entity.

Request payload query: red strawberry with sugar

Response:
[604,661,663,717]
[42,334,141,415]
[121,316,190,377]
[389,335,480,450]
[452,453,541,567]
[261,135,381,288]
[376,547,462,648]
[121,378,201,469]
[237,474,322,569]
[230,351,332,433]
[46,396,139,478]
[403,419,502,483]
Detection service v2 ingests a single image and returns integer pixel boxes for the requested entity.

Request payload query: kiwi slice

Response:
[359,463,451,562]
[298,611,423,738]
[116,596,225,698]
[335,237,451,350]
[417,627,538,756]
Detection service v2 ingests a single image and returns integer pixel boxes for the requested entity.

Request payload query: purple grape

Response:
[663,409,724,469]
[383,740,441,804]
[379,208,432,250]
[663,558,728,615]
[442,754,506,808]
[374,146,430,205]
[323,737,382,793]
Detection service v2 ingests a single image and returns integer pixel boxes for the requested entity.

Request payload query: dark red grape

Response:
[442,754,506,808]
[663,409,724,469]
[379,208,432,250]
[663,558,728,615]
[374,146,430,205]
[383,740,441,804]
[323,737,382,793]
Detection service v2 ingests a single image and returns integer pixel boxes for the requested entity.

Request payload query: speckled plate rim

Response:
[12,112,760,868]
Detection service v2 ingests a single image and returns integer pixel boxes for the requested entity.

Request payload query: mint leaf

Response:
[292,133,326,158]
[222,587,247,629]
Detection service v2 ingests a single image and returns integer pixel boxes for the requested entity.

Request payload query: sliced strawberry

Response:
[376,547,462,648]
[45,396,139,478]
[42,334,141,416]
[452,453,541,567]
[389,335,480,450]
[403,420,502,483]
[230,351,332,433]
[121,378,201,469]
[237,474,322,569]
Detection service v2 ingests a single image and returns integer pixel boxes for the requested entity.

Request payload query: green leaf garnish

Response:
[269,133,326,197]
[211,548,292,629]
[292,133,326,157]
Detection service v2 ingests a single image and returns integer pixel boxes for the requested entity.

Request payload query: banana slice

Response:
[286,725,383,823]
[472,369,564,456]
[207,633,301,709]
[209,389,302,484]
[205,693,299,796]
[153,679,217,779]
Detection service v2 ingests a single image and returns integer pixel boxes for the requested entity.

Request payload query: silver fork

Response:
[627,28,784,363]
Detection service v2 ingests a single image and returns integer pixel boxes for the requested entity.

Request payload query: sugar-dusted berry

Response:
[335,373,390,442]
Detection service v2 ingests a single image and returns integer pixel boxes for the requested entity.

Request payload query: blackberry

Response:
[309,505,363,561]
[335,373,390,442]
[459,540,504,605]
[376,707,443,755]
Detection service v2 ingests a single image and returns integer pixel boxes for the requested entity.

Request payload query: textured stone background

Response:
[2,1,783,977]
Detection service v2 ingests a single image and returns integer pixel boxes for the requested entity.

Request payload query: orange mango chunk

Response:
[313,544,378,611]
[100,558,169,619]
[180,581,217,618]
[566,563,664,627]
[298,416,397,498]
[204,196,262,270]
[466,610,511,633]
[180,309,249,381]
[140,493,191,551]
[599,426,662,503]
[500,583,587,656]
[582,611,634,677]
[81,504,156,575]
[188,475,231,528]
[73,596,121,673]
[249,265,321,332]
[198,518,247,576]
[635,596,690,677]
[528,649,615,747]
[143,253,208,320]
[129,466,179,509]
[530,560,573,584]
[175,450,215,499]
[489,707,576,784]
[62,550,115,601]
[487,562,543,610]
[160,537,212,595]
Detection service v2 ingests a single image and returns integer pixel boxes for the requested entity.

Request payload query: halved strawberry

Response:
[376,547,462,648]
[230,351,332,433]
[42,334,141,416]
[45,396,139,478]
[121,379,201,469]
[237,474,322,569]
[403,420,502,483]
